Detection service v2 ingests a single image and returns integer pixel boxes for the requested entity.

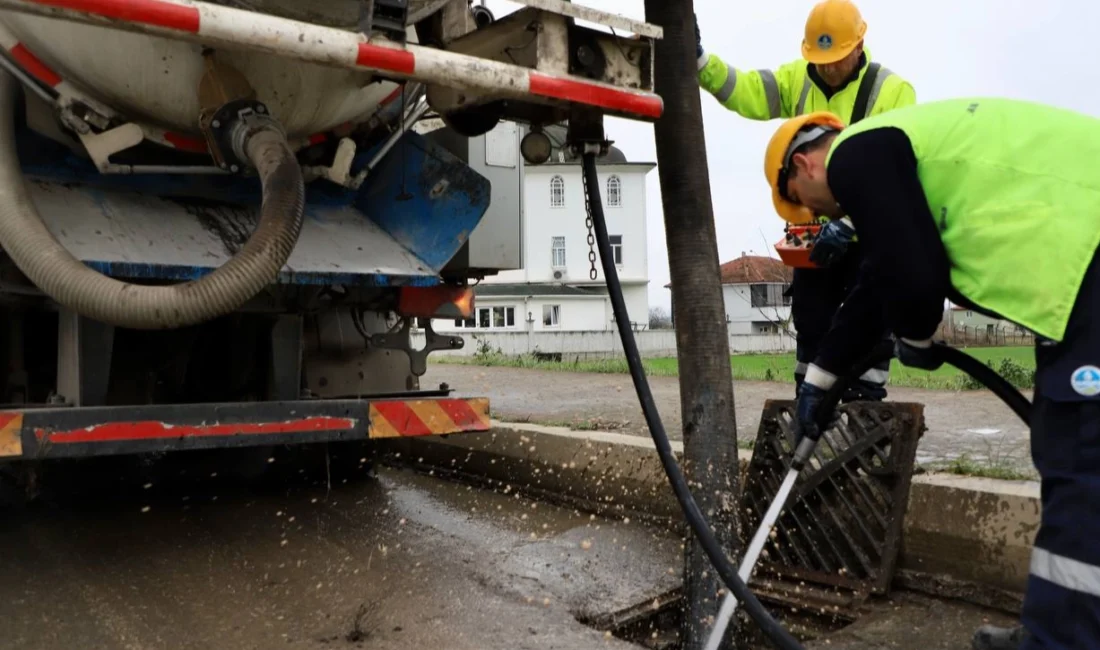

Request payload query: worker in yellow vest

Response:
[696,0,915,402]
[763,98,1100,650]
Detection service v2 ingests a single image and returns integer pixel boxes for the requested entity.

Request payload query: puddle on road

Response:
[380,465,682,624]
[383,466,587,542]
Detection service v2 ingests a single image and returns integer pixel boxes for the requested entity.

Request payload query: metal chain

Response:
[581,161,598,280]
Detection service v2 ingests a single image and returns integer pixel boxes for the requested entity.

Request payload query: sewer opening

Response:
[583,588,855,650]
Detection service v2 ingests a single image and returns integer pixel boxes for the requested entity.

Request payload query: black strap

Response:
[849,61,881,124]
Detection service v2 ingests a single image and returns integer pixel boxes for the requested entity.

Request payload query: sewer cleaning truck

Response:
[0,0,662,465]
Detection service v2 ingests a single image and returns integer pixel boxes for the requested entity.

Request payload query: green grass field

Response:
[437,346,1036,390]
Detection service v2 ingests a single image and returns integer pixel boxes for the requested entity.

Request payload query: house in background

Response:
[436,123,655,333]
[941,304,1030,341]
[667,253,793,335]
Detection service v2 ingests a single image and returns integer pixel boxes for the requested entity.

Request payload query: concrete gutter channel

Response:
[379,420,1038,615]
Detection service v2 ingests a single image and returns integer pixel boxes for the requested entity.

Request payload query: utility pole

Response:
[642,2,741,648]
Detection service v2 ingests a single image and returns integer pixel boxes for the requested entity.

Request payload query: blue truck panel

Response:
[14,126,490,287]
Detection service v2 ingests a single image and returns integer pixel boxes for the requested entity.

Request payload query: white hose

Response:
[0,70,305,329]
[705,467,801,650]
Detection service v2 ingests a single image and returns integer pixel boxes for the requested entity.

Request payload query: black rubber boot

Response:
[971,624,1028,650]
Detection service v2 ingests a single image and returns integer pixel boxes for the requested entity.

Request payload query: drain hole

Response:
[581,591,852,649]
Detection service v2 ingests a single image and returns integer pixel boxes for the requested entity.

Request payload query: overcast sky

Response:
[485,0,1089,311]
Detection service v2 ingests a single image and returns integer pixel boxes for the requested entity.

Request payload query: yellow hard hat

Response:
[764,111,846,224]
[802,0,867,65]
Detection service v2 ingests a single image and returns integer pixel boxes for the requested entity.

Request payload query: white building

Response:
[669,254,793,336]
[438,124,655,333]
[720,254,793,335]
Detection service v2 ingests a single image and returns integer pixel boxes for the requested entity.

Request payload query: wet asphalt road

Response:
[0,444,1018,650]
[0,447,680,650]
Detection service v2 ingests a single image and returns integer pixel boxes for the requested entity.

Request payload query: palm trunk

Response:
[641,3,742,648]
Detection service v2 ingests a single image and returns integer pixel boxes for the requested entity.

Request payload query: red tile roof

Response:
[664,254,792,288]
[718,255,793,285]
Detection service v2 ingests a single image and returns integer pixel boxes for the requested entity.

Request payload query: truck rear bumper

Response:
[0,397,490,460]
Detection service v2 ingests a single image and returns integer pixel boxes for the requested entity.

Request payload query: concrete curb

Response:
[381,420,1039,604]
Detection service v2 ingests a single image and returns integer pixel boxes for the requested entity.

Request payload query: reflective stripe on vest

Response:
[715,64,737,103]
[795,78,812,115]
[757,69,782,119]
[795,63,894,120]
[850,62,882,123]
[865,67,892,118]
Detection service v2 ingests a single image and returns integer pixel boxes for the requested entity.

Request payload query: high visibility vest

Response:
[698,49,915,123]
[826,98,1100,342]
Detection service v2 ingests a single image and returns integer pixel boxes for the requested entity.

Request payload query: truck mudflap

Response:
[0,397,490,460]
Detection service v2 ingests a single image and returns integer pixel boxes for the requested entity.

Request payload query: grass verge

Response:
[436,346,1036,390]
[930,454,1036,481]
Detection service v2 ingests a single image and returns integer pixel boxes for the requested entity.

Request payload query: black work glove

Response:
[894,338,943,371]
[808,218,856,268]
[793,379,838,445]
[694,13,703,60]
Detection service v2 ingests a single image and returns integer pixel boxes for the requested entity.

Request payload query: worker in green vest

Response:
[695,0,915,402]
[763,98,1100,650]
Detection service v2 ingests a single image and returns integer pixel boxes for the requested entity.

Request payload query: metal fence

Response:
[417,329,797,361]
[934,323,1035,347]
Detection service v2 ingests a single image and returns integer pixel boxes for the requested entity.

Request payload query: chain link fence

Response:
[934,322,1035,347]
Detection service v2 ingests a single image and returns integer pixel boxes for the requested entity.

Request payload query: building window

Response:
[609,235,623,265]
[752,321,779,335]
[606,175,622,207]
[469,306,515,329]
[453,315,476,328]
[749,284,787,308]
[550,175,565,208]
[551,236,566,268]
[749,284,768,308]
[543,304,561,328]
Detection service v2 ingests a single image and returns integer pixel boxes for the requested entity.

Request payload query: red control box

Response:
[774,224,821,269]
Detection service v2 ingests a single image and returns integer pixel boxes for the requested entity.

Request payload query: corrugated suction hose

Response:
[0,71,305,329]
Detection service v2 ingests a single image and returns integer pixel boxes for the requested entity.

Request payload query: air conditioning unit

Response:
[552,269,568,281]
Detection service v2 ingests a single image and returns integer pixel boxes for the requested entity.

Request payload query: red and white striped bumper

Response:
[0,0,664,121]
[0,397,492,459]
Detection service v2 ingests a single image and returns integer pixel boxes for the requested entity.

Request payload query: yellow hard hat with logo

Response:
[764,111,846,224]
[802,0,867,65]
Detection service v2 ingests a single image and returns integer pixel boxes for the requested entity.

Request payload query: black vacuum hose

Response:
[933,343,1032,422]
[811,340,1032,430]
[581,152,805,650]
[581,150,1034,648]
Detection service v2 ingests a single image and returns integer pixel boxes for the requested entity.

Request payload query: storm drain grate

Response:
[740,400,925,614]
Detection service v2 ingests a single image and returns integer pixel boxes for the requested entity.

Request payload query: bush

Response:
[953,361,991,390]
[951,357,1034,390]
[995,357,1035,389]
